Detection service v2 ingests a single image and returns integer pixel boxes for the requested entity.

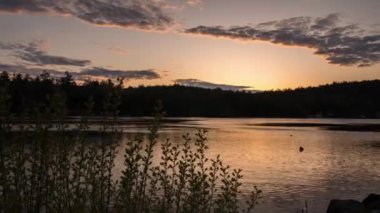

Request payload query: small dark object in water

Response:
[290,134,293,137]
[299,146,304,152]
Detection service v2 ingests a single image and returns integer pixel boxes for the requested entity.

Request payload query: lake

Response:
[112,118,380,213]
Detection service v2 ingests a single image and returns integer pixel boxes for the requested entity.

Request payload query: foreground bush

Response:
[0,78,261,213]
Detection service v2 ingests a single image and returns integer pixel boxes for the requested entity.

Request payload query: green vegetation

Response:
[0,74,262,213]
[1,71,380,118]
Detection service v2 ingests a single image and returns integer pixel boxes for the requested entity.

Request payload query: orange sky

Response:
[0,0,379,90]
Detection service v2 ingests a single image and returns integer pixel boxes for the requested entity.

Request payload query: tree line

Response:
[1,71,379,118]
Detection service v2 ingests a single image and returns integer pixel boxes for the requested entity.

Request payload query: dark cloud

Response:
[0,64,66,78]
[186,14,380,67]
[174,79,254,91]
[0,63,161,82]
[0,41,160,81]
[0,41,91,67]
[0,0,47,12]
[80,67,160,80]
[0,0,173,30]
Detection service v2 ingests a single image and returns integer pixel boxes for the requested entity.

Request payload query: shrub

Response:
[0,83,261,213]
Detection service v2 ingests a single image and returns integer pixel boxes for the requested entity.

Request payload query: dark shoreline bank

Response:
[251,122,380,132]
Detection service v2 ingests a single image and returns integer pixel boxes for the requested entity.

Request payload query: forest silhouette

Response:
[1,71,379,118]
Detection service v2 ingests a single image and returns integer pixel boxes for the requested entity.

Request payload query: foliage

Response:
[0,74,262,212]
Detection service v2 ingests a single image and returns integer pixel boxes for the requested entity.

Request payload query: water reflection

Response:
[114,118,380,213]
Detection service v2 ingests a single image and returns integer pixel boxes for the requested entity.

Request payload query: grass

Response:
[0,87,262,213]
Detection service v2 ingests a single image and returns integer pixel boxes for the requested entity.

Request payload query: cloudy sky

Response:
[0,0,379,90]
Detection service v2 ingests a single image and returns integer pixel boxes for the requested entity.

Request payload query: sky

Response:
[0,0,379,90]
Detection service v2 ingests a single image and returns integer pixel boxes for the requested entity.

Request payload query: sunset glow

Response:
[0,0,379,90]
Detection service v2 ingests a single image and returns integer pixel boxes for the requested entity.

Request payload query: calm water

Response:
[114,118,380,213]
